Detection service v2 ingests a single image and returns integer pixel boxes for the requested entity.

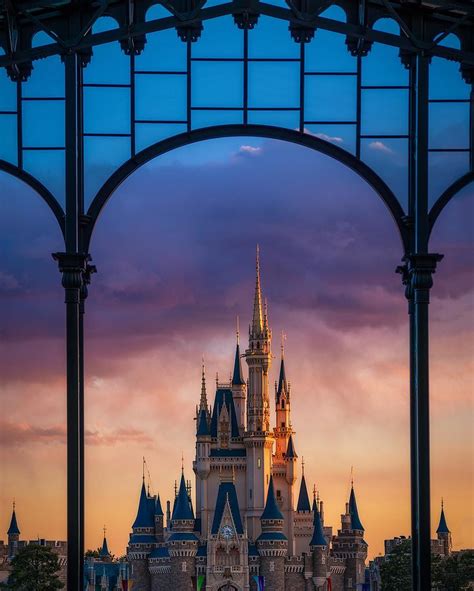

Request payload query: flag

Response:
[197,575,206,591]
[253,575,265,591]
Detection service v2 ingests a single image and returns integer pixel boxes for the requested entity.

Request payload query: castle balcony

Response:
[212,565,244,574]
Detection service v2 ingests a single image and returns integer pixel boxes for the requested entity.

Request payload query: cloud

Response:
[237,144,263,156]
[0,421,153,448]
[302,128,343,144]
[368,141,393,154]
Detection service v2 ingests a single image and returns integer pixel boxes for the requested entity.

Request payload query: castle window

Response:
[182,562,187,572]
[250,489,252,500]
[257,342,260,349]
[281,422,285,428]
[276,489,281,499]
[257,458,261,469]
[282,400,285,409]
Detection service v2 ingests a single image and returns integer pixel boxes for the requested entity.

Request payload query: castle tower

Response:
[293,461,314,554]
[310,498,329,590]
[332,483,368,589]
[194,361,211,536]
[127,478,155,591]
[168,473,199,591]
[232,325,247,433]
[7,502,20,559]
[244,247,274,541]
[257,476,288,591]
[273,341,297,550]
[154,495,164,542]
[99,527,111,562]
[436,500,452,556]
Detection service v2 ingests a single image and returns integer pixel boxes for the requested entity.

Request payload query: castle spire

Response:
[199,358,208,410]
[436,499,450,534]
[297,462,311,513]
[251,245,263,334]
[276,335,288,403]
[7,502,20,536]
[232,324,245,386]
[348,483,364,532]
[99,526,111,559]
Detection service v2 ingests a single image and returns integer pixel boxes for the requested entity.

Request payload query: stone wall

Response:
[260,556,285,591]
[130,558,150,591]
[170,555,195,591]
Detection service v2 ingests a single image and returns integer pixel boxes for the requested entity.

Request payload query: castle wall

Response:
[130,558,150,591]
[170,556,195,591]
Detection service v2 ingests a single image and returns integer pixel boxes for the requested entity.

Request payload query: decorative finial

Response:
[281,331,287,357]
[302,456,305,476]
[13,498,15,511]
[103,524,106,538]
[181,452,184,474]
[200,357,207,410]
[216,372,219,387]
[313,484,317,501]
[441,497,444,509]
[351,465,354,487]
[236,316,240,345]
[317,490,320,504]
[142,457,145,483]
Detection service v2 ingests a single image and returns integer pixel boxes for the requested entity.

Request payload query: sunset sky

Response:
[0,8,473,562]
[1,136,472,559]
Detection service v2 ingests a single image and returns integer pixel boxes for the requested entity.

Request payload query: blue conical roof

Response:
[436,506,450,534]
[132,481,155,529]
[172,474,194,521]
[297,475,311,512]
[197,409,210,436]
[99,536,110,558]
[349,486,364,531]
[310,503,327,547]
[285,434,297,459]
[155,494,164,517]
[232,343,245,386]
[276,357,287,402]
[7,509,20,536]
[261,476,284,521]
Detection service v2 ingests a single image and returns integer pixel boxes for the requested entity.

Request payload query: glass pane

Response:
[429,152,470,207]
[305,75,356,122]
[135,123,188,152]
[23,56,64,99]
[192,110,243,128]
[84,137,131,206]
[249,62,299,108]
[0,67,16,111]
[23,150,65,205]
[362,44,408,87]
[85,43,129,85]
[248,16,299,59]
[247,110,299,129]
[304,123,356,154]
[135,74,187,121]
[192,62,243,108]
[361,138,408,210]
[305,30,356,73]
[23,101,65,148]
[135,29,187,72]
[429,103,470,150]
[84,87,131,134]
[361,89,408,135]
[0,115,17,163]
[193,17,243,58]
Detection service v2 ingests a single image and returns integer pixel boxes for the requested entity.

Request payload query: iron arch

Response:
[0,158,65,239]
[428,171,474,240]
[84,124,409,253]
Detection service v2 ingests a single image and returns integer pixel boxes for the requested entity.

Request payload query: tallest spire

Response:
[252,245,263,334]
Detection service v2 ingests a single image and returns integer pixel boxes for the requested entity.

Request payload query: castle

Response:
[127,250,369,591]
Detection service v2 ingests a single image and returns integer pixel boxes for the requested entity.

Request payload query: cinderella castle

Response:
[127,249,369,591]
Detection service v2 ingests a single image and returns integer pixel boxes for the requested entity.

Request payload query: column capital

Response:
[52,252,94,302]
[397,253,443,304]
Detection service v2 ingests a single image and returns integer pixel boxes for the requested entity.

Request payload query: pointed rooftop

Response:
[172,473,194,521]
[310,502,327,547]
[7,506,20,536]
[211,482,244,535]
[348,485,364,532]
[132,481,155,529]
[261,476,284,521]
[285,434,297,460]
[232,336,245,387]
[297,474,311,513]
[199,359,208,411]
[197,409,210,436]
[276,357,287,402]
[436,502,450,534]
[251,245,263,334]
[155,494,164,517]
[99,534,111,559]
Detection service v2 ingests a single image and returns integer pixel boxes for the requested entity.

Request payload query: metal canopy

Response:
[0,2,472,591]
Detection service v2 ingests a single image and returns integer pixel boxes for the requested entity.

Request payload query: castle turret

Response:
[333,483,368,589]
[168,472,199,591]
[195,361,211,536]
[274,341,292,461]
[7,502,20,559]
[436,500,452,556]
[127,477,155,591]
[310,496,328,589]
[232,327,247,433]
[154,495,164,542]
[99,528,111,562]
[296,469,311,514]
[244,247,274,540]
[257,477,288,591]
[285,434,298,485]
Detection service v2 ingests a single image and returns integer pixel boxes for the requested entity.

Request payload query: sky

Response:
[0,9,473,561]
[1,136,472,559]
